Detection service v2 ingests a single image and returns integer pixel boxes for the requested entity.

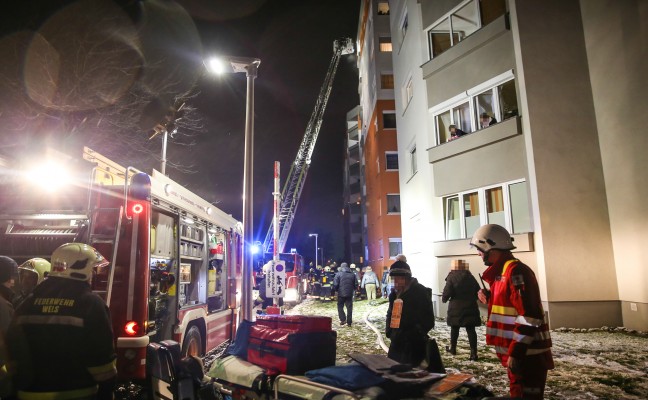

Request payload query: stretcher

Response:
[147,341,492,400]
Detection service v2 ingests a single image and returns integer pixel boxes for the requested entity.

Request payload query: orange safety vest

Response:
[485,259,553,368]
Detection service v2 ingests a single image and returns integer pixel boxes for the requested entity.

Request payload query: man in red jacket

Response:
[471,224,554,399]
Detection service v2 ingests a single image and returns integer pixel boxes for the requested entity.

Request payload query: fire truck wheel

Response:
[181,325,203,357]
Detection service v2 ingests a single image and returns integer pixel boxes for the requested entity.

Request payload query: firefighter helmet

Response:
[470,224,516,252]
[262,261,272,274]
[324,266,331,272]
[18,258,51,284]
[49,243,109,282]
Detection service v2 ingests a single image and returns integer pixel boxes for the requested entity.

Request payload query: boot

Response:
[445,345,456,355]
[469,348,479,361]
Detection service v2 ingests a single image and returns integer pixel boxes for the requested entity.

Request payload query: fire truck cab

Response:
[0,147,243,382]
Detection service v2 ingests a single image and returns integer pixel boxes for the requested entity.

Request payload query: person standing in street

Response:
[360,266,380,301]
[385,260,435,366]
[471,224,554,400]
[332,262,357,326]
[441,259,481,360]
[6,243,117,400]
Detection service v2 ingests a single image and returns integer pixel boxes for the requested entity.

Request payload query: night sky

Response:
[0,0,361,262]
[179,0,361,260]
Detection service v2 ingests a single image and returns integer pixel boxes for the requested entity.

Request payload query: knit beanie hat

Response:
[0,256,18,283]
[389,260,412,277]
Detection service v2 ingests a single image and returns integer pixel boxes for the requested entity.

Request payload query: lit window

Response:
[387,194,401,214]
[379,37,392,52]
[381,74,394,89]
[463,192,480,238]
[427,0,506,59]
[378,2,390,15]
[434,76,517,145]
[389,238,403,258]
[443,180,531,239]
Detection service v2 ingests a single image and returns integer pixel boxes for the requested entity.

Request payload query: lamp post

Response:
[309,233,318,269]
[206,55,261,322]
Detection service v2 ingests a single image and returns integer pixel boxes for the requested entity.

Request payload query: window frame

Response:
[388,238,403,259]
[431,71,516,145]
[442,179,530,239]
[382,111,397,129]
[409,145,417,177]
[379,36,393,52]
[386,194,401,215]
[385,151,399,171]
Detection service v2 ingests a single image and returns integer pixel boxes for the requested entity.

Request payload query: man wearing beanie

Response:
[332,262,357,326]
[385,260,435,366]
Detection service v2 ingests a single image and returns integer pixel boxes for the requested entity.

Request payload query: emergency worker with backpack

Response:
[6,243,117,400]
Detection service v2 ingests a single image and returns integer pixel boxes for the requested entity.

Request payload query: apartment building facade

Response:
[388,0,647,330]
[344,0,403,275]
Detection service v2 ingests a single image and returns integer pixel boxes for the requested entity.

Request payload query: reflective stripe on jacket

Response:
[484,259,553,369]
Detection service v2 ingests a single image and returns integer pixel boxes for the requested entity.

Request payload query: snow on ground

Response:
[286,297,648,399]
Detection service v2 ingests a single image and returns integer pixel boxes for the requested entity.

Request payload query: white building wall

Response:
[388,1,439,296]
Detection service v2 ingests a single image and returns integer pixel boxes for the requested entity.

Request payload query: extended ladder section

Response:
[263,38,354,255]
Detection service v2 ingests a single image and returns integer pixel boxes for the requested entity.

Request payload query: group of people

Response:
[448,112,498,141]
[0,243,117,400]
[385,224,553,400]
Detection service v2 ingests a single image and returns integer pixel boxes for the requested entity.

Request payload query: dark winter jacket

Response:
[333,265,357,298]
[7,277,116,396]
[442,270,481,327]
[386,278,435,365]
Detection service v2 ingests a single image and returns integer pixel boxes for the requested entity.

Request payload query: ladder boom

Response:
[263,38,353,254]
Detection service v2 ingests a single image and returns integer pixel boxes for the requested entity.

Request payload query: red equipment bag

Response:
[255,314,332,332]
[247,325,336,375]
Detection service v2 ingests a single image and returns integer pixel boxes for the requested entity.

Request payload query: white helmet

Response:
[262,261,272,274]
[470,224,516,252]
[19,258,51,285]
[50,243,109,282]
[324,266,331,272]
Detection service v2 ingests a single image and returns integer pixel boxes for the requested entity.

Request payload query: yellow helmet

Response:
[18,258,51,284]
[50,243,109,282]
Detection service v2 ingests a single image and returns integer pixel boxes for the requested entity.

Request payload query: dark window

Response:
[383,113,397,129]
[386,153,399,170]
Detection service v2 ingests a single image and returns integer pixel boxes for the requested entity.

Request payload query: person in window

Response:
[449,124,468,141]
[480,112,498,128]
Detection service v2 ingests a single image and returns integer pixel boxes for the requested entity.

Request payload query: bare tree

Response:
[0,0,206,173]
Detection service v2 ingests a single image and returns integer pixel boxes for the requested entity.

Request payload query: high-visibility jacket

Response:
[482,258,554,369]
[6,277,116,399]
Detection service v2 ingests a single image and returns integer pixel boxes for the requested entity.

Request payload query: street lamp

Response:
[206,55,261,322]
[309,233,318,269]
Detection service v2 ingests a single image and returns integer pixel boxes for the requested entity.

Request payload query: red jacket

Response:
[482,257,554,369]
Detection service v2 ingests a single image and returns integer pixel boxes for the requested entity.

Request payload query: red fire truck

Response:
[0,147,243,381]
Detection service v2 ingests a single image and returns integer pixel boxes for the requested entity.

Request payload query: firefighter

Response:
[471,224,554,400]
[13,258,51,308]
[6,243,117,400]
